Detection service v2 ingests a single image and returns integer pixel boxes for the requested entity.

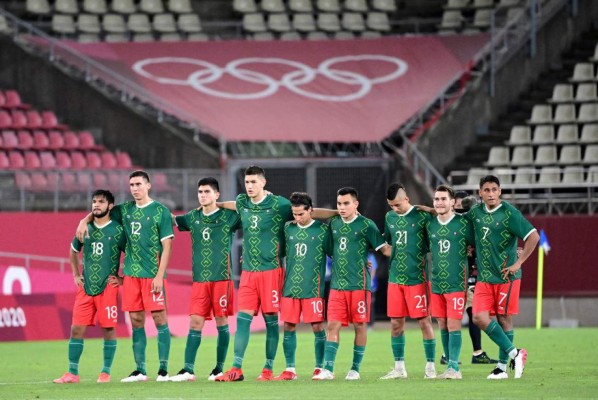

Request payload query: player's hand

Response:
[76,220,89,242]
[366,260,373,270]
[517,247,523,257]
[108,275,123,287]
[152,276,164,294]
[74,275,84,287]
[502,262,522,280]
[264,190,272,196]
[415,205,436,215]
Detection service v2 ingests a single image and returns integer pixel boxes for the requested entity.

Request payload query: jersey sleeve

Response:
[465,217,475,246]
[278,195,294,222]
[175,213,191,232]
[367,219,386,251]
[116,224,127,252]
[227,209,242,232]
[71,236,83,252]
[235,194,245,213]
[323,224,333,256]
[383,214,392,244]
[508,207,536,240]
[159,205,175,241]
[109,203,123,224]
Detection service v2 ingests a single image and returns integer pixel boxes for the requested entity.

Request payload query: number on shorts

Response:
[202,227,211,241]
[131,222,142,235]
[272,290,279,304]
[152,291,164,302]
[481,226,490,241]
[91,242,104,256]
[356,301,366,315]
[311,299,323,314]
[452,297,465,311]
[219,295,228,308]
[499,291,508,305]
[295,243,307,257]
[105,306,118,319]
[438,239,450,254]
[414,294,427,309]
[339,237,348,252]
[395,230,407,246]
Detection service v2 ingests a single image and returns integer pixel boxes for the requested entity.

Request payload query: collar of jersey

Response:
[135,200,154,209]
[250,194,269,205]
[436,214,456,226]
[484,202,503,214]
[341,214,359,224]
[297,220,316,229]
[396,205,414,217]
[202,207,220,217]
[93,220,113,229]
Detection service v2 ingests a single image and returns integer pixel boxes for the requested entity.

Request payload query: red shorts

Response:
[238,268,283,314]
[72,284,119,328]
[430,291,467,319]
[280,297,325,324]
[327,289,371,326]
[472,280,521,316]
[189,280,234,319]
[387,282,429,319]
[122,276,168,312]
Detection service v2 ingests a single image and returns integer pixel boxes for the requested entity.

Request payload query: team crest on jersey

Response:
[431,234,436,238]
[390,225,394,228]
[290,236,294,240]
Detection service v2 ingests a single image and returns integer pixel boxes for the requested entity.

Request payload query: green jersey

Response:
[283,220,331,299]
[175,208,241,282]
[236,194,293,272]
[71,220,126,296]
[110,200,174,278]
[329,215,386,291]
[384,207,431,285]
[466,201,536,284]
[427,214,474,294]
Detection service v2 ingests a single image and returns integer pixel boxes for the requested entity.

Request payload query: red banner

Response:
[67,36,489,143]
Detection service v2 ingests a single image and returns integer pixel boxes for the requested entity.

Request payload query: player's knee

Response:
[472,313,487,329]
[70,325,85,338]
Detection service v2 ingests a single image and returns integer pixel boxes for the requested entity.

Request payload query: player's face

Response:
[387,192,410,214]
[433,191,454,216]
[292,205,312,226]
[197,185,219,207]
[244,174,266,199]
[337,194,358,219]
[479,182,501,209]
[91,195,113,218]
[129,176,151,201]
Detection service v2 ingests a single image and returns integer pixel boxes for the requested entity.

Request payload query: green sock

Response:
[102,339,117,374]
[282,330,297,368]
[314,330,326,368]
[132,327,147,374]
[216,325,230,371]
[423,338,436,363]
[440,329,449,361]
[183,329,202,373]
[157,323,170,371]
[323,341,339,372]
[448,331,462,371]
[391,335,405,361]
[68,338,84,375]
[499,330,514,364]
[232,312,253,368]
[351,345,366,373]
[484,320,516,359]
[264,314,279,370]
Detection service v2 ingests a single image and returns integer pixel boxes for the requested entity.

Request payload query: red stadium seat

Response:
[107,172,123,191]
[0,151,9,168]
[71,151,87,169]
[79,131,97,150]
[152,172,173,192]
[17,130,34,149]
[56,151,72,169]
[4,90,31,109]
[2,130,18,148]
[39,151,56,169]
[8,151,25,169]
[48,130,65,149]
[63,131,80,149]
[46,171,60,189]
[77,172,92,189]
[25,110,43,129]
[11,110,28,129]
[42,111,68,130]
[61,172,78,191]
[31,172,49,191]
[86,151,102,168]
[101,151,117,168]
[33,130,50,149]
[93,172,108,187]
[0,111,13,129]
[15,171,32,189]
[116,151,132,168]
[24,151,41,168]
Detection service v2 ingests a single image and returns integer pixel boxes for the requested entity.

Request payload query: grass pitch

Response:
[0,326,596,399]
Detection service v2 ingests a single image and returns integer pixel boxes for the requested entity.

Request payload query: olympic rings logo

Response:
[132,55,408,102]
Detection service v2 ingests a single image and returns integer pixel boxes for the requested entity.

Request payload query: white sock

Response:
[497,362,508,371]
[286,367,296,373]
[394,360,405,370]
[508,348,518,359]
[426,361,435,369]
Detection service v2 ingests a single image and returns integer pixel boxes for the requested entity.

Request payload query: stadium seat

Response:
[506,125,532,145]
[2,131,18,148]
[128,13,153,33]
[103,14,127,33]
[77,172,92,189]
[534,145,557,166]
[116,151,132,168]
[587,166,598,183]
[292,13,317,32]
[24,150,41,168]
[17,130,34,149]
[83,0,108,14]
[577,104,598,123]
[4,90,30,109]
[289,0,313,13]
[0,111,12,129]
[78,33,101,42]
[532,125,555,144]
[318,13,341,32]
[306,31,328,40]
[261,0,286,13]
[11,111,28,130]
[233,0,258,13]
[316,0,341,12]
[569,63,594,83]
[39,151,56,169]
[438,10,463,30]
[101,151,118,168]
[112,0,137,14]
[510,145,533,166]
[555,124,578,144]
[553,104,576,124]
[472,0,493,8]
[527,104,552,124]
[63,131,80,149]
[243,13,268,32]
[188,32,209,41]
[105,33,129,42]
[178,14,202,33]
[342,13,366,31]
[33,130,50,149]
[52,14,77,34]
[472,9,492,29]
[582,144,598,164]
[344,0,368,13]
[268,13,292,32]
[86,151,102,168]
[561,165,585,184]
[153,13,177,32]
[160,33,182,41]
[444,0,470,10]
[580,123,598,143]
[334,30,355,39]
[485,146,510,167]
[466,167,489,185]
[537,166,561,184]
[0,15,9,34]
[558,145,582,165]
[372,0,397,12]
[366,12,391,32]
[133,32,155,41]
[26,0,51,15]
[252,32,275,40]
[15,171,32,189]
[498,0,522,7]
[92,171,108,188]
[107,171,123,191]
[139,0,164,14]
[548,84,574,103]
[71,151,87,168]
[152,172,172,192]
[42,111,67,130]
[361,30,382,38]
[78,14,102,33]
[280,31,302,40]
[492,168,513,184]
[167,0,192,13]
[575,83,597,102]
[56,151,72,168]
[61,172,78,191]
[513,167,536,184]
[0,151,9,168]
[9,150,25,169]
[27,110,45,129]
[55,0,79,14]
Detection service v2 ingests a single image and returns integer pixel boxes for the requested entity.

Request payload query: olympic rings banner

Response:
[67,36,489,143]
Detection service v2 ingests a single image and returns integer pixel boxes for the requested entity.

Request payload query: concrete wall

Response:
[519,298,597,327]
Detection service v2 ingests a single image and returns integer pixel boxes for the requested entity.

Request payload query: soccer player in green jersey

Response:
[76,170,174,383]
[170,177,241,382]
[54,190,126,384]
[427,185,475,379]
[275,192,330,381]
[379,184,437,380]
[313,187,391,381]
[468,175,539,379]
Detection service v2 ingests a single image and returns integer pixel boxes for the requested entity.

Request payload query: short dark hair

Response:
[454,190,469,200]
[129,170,150,183]
[197,177,220,192]
[337,187,358,200]
[289,192,313,210]
[461,195,478,211]
[92,189,115,204]
[479,175,500,188]
[386,183,406,200]
[244,165,266,178]
[435,184,455,199]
